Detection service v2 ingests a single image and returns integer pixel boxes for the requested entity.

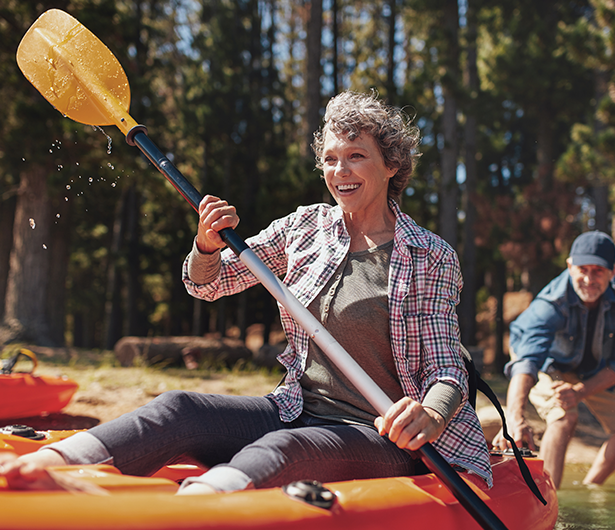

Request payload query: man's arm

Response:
[493,373,537,451]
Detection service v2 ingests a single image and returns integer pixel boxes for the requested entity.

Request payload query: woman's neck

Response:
[345,209,396,252]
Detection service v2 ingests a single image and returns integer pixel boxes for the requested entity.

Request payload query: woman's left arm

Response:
[376,246,465,450]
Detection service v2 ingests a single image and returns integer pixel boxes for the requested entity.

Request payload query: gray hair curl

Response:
[312,91,420,200]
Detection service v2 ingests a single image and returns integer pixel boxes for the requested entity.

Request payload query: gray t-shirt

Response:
[301,240,461,427]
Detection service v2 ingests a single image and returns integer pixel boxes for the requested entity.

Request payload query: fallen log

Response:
[114,336,253,368]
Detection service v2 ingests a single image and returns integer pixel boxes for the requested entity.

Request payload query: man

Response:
[495,231,615,489]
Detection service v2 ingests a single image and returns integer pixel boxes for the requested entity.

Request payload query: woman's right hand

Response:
[195,195,240,254]
[0,451,107,494]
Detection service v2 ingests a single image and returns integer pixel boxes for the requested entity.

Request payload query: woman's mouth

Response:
[337,183,360,192]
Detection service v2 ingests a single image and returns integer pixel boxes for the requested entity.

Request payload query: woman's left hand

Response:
[374,397,446,451]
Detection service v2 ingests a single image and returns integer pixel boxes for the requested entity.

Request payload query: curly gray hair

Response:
[312,91,420,200]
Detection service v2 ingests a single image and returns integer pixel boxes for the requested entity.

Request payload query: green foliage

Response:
[1,0,613,348]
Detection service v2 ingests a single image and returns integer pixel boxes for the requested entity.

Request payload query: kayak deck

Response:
[0,429,558,530]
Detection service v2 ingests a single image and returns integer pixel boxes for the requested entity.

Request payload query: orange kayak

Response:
[0,429,558,530]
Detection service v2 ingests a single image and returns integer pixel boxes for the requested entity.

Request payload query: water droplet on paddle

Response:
[29,218,35,229]
[42,244,47,250]
[111,182,116,187]
[107,163,114,169]
[88,177,93,183]
[66,185,71,190]
[65,197,69,201]
[76,162,79,166]
[57,165,63,171]
[22,158,26,162]
[92,126,113,155]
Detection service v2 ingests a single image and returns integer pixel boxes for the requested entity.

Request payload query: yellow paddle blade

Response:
[17,9,138,136]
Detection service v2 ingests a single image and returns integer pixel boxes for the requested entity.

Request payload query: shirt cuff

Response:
[186,237,222,285]
[178,464,253,493]
[39,431,114,466]
[422,381,462,423]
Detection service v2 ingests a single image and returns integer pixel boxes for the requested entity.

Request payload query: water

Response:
[556,464,615,529]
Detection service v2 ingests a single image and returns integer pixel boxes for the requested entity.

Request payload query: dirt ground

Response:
[3,322,606,468]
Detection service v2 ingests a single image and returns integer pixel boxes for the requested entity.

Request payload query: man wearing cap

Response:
[494,230,615,489]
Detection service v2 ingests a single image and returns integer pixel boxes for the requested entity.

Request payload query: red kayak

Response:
[0,349,78,420]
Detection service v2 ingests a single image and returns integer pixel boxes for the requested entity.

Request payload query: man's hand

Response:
[492,372,537,451]
[492,419,536,451]
[552,380,581,410]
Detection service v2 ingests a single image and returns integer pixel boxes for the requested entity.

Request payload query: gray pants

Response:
[56,391,421,491]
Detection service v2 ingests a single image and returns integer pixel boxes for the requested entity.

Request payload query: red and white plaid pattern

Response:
[183,200,492,486]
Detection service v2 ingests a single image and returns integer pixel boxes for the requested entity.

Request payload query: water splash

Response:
[92,126,113,154]
[29,218,36,229]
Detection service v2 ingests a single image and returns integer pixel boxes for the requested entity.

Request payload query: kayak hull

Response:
[0,430,558,530]
[0,374,78,420]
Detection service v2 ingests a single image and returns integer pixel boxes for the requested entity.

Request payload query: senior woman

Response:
[0,91,492,493]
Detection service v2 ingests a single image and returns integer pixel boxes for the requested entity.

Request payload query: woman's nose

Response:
[335,160,349,176]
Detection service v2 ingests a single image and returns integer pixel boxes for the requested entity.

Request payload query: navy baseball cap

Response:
[569,231,615,270]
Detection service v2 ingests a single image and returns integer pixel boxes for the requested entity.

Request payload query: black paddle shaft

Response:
[128,127,247,255]
[126,126,509,530]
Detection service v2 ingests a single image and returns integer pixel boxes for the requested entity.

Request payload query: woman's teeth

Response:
[337,184,359,191]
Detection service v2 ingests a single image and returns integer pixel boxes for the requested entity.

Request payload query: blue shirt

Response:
[506,270,615,381]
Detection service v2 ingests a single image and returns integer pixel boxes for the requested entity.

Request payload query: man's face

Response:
[567,258,615,308]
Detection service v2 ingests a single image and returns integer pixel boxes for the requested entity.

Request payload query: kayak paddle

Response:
[17,9,513,530]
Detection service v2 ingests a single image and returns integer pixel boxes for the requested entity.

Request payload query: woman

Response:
[0,91,492,493]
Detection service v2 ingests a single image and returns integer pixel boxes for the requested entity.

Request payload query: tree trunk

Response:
[104,189,128,349]
[591,70,610,232]
[45,191,73,346]
[438,0,459,249]
[126,185,143,336]
[385,0,397,104]
[529,106,555,295]
[0,195,16,323]
[332,0,339,95]
[459,0,478,346]
[1,166,54,345]
[305,0,323,156]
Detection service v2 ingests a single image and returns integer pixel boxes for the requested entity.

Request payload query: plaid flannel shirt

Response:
[183,199,492,486]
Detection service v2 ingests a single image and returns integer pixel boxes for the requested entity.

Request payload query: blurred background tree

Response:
[0,0,611,374]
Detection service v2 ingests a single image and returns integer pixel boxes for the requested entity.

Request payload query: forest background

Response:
[1,0,614,373]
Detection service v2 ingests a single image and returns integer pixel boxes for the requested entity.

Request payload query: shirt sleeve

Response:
[505,298,565,381]
[186,238,221,285]
[419,248,468,401]
[182,211,294,302]
[422,381,462,423]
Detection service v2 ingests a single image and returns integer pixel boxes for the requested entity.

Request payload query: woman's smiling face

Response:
[322,131,397,218]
